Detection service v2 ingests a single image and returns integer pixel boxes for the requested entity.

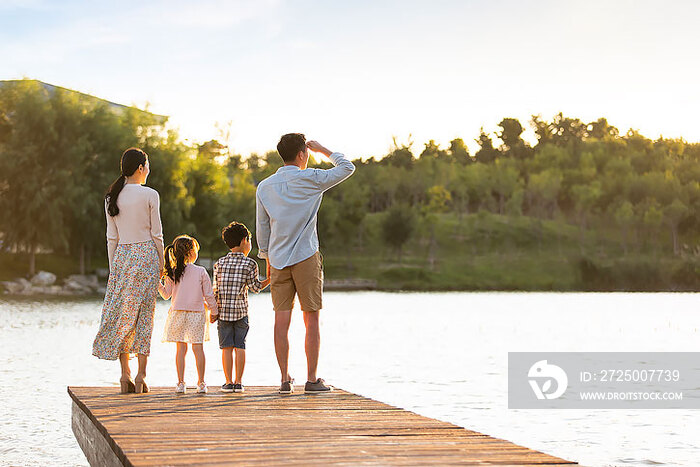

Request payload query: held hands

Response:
[261,259,272,290]
[210,313,218,324]
[306,140,333,158]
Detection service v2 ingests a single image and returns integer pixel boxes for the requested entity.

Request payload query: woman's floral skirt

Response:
[92,241,159,360]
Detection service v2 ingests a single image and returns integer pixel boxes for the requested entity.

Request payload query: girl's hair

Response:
[105,147,148,217]
[163,235,200,283]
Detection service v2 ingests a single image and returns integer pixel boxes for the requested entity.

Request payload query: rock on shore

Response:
[1,271,106,296]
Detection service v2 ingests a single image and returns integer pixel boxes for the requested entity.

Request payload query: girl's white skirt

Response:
[162,309,210,343]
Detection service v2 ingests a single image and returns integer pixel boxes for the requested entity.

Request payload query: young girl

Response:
[159,235,218,394]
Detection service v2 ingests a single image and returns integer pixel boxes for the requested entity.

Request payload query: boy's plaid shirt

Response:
[213,252,264,321]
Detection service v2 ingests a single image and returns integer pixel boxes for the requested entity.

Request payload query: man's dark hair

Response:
[277,133,306,163]
[221,221,251,249]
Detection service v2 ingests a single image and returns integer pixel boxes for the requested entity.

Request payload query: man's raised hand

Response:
[306,140,333,158]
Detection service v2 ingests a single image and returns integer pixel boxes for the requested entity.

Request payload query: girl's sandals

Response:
[120,377,135,394]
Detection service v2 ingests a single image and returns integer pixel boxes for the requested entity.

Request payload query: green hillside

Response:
[321,211,699,291]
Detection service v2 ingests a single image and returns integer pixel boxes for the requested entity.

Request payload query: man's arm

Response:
[307,140,356,191]
[255,188,271,260]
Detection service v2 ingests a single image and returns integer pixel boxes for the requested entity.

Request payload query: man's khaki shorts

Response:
[270,251,323,312]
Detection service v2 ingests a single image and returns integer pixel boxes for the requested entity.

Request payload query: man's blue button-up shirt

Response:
[255,152,355,269]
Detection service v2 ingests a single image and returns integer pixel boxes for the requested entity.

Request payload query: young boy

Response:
[211,221,270,393]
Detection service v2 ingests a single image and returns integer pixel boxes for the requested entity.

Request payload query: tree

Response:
[663,199,688,255]
[550,112,587,148]
[587,117,619,140]
[446,166,471,220]
[505,188,524,217]
[641,199,663,252]
[63,96,130,274]
[422,185,451,270]
[497,118,532,160]
[530,143,573,172]
[381,203,415,263]
[612,200,635,255]
[224,172,257,238]
[0,80,75,275]
[570,182,602,252]
[498,118,524,149]
[600,156,634,209]
[530,114,553,145]
[383,136,414,169]
[527,169,562,218]
[419,140,447,160]
[318,178,369,266]
[489,159,520,215]
[251,150,283,181]
[448,138,471,164]
[140,126,193,246]
[579,152,598,182]
[185,145,229,260]
[466,162,496,212]
[474,128,498,164]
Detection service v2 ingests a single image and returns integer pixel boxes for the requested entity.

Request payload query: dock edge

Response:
[68,387,129,467]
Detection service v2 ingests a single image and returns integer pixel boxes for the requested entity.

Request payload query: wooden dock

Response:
[69,386,577,466]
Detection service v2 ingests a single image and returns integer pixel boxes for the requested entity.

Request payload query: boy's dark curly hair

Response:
[222,221,251,249]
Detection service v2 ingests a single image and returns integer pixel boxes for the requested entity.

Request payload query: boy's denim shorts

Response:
[217,316,249,349]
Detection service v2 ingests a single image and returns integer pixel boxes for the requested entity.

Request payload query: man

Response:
[256,133,355,394]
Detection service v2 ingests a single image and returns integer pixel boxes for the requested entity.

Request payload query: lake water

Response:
[0,292,698,466]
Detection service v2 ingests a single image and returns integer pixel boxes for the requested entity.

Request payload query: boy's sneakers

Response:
[233,383,245,393]
[221,383,234,393]
[279,378,295,394]
[175,382,186,394]
[304,378,334,394]
[197,382,208,394]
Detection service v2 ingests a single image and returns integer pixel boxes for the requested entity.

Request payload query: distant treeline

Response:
[0,79,698,277]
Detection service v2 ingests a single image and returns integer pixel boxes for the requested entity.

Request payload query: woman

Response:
[92,147,165,393]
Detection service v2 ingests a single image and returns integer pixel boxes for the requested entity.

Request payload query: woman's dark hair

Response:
[163,235,200,283]
[105,147,148,217]
[277,133,306,163]
[222,221,251,249]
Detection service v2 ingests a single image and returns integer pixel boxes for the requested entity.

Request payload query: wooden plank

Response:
[69,386,577,466]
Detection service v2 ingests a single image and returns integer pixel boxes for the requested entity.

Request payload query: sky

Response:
[2,0,700,158]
